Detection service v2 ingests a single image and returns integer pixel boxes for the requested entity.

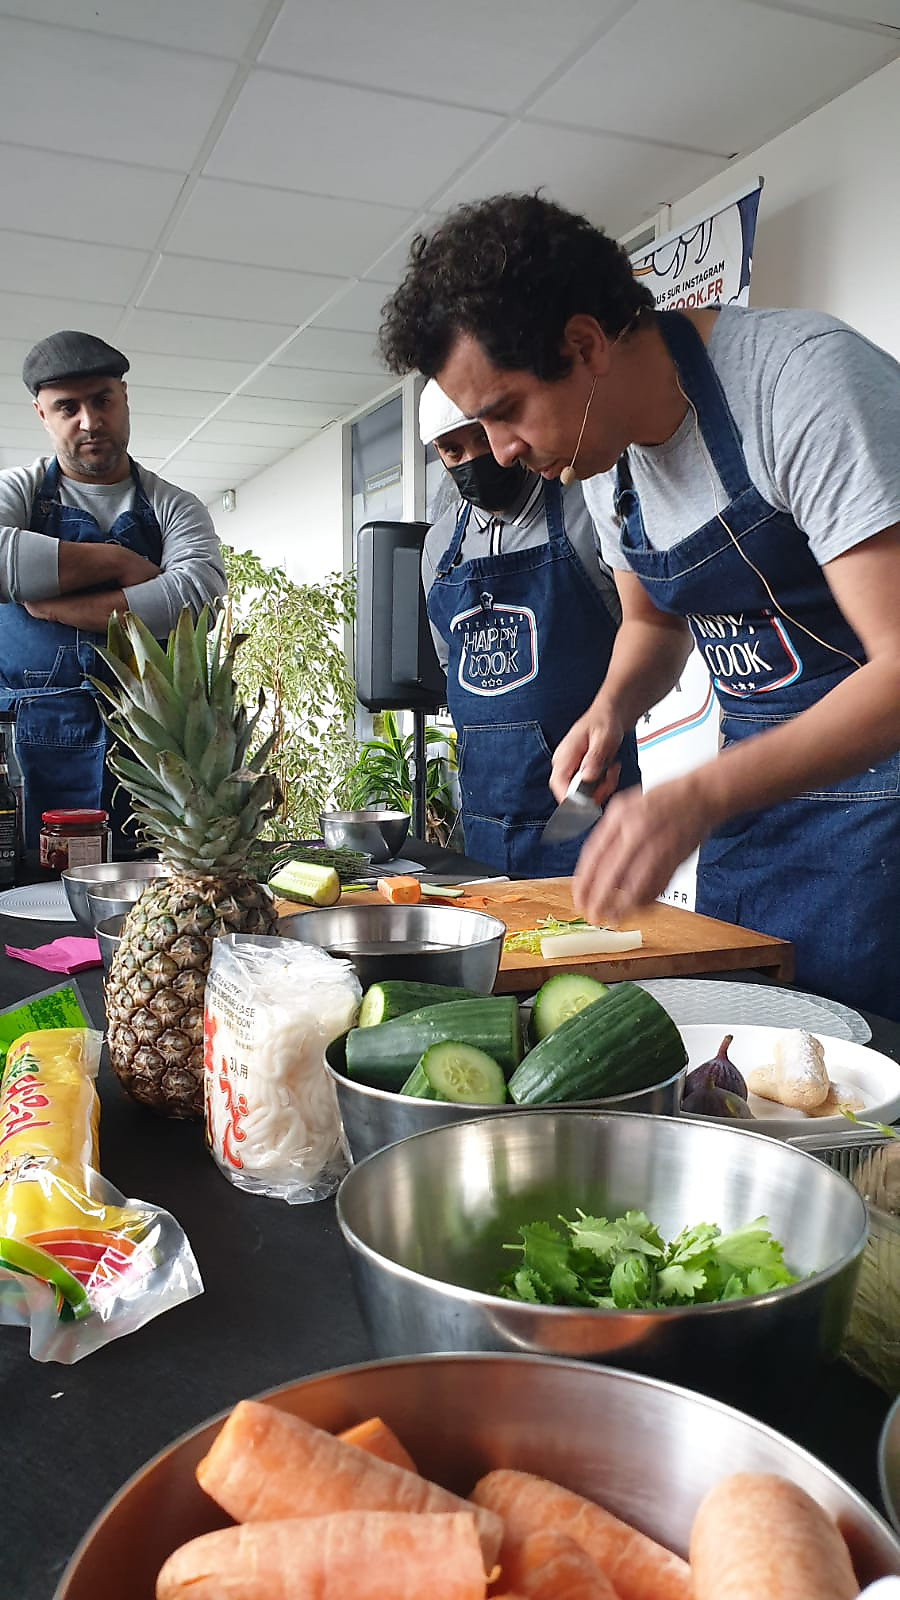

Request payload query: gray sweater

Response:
[0,456,226,635]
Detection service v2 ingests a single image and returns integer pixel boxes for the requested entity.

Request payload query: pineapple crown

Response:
[92,606,279,875]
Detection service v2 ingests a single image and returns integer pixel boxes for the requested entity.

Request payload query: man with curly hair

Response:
[380,194,900,1018]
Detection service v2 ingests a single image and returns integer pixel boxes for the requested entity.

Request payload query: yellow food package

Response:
[0,1028,202,1363]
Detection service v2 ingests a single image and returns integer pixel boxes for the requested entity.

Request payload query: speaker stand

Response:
[410,708,428,843]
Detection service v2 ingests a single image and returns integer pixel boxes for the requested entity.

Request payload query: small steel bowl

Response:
[95,914,124,975]
[63,860,166,929]
[86,879,160,929]
[319,809,410,864]
[279,902,505,992]
[336,1109,868,1412]
[324,1029,685,1163]
[54,1355,900,1600]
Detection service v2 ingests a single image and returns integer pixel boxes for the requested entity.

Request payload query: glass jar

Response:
[39,809,110,873]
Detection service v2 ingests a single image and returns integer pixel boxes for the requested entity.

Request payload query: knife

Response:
[541,772,605,845]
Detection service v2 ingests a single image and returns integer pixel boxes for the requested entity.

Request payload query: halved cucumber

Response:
[398,1060,447,1100]
[530,972,609,1041]
[268,859,340,906]
[345,996,522,1092]
[420,1041,507,1105]
[358,979,483,1029]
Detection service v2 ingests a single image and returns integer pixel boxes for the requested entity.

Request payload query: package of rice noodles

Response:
[204,934,361,1203]
[0,1027,203,1363]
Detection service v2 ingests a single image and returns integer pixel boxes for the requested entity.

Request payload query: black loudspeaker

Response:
[355,520,446,713]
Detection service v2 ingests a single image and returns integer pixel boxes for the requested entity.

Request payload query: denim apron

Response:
[427,478,640,877]
[615,311,899,1018]
[1,457,163,849]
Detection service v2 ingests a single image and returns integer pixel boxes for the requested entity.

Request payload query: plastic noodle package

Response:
[0,1028,203,1363]
[204,934,362,1203]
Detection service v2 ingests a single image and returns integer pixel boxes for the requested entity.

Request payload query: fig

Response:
[684,1034,748,1101]
[682,1081,754,1120]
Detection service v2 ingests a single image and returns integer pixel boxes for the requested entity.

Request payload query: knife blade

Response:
[541,772,605,845]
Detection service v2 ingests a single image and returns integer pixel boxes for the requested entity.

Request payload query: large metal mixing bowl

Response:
[280,902,505,991]
[54,1354,900,1600]
[337,1109,868,1412]
[95,914,124,975]
[62,859,166,928]
[319,808,409,863]
[324,1030,685,1162]
[86,880,159,929]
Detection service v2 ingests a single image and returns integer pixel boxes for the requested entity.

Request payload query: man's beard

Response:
[62,436,127,478]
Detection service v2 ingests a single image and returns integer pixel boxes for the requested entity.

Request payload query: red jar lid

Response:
[41,809,109,825]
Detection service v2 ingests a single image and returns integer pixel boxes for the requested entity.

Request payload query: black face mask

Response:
[448,454,527,513]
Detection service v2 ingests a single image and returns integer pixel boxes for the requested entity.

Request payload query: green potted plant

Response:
[343,709,459,847]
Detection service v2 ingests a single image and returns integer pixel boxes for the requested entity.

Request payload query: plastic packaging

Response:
[204,934,361,1204]
[0,1027,203,1363]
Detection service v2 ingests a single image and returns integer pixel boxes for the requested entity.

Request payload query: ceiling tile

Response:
[194,418,317,448]
[130,433,198,459]
[0,230,147,305]
[0,446,40,468]
[126,351,257,391]
[436,123,726,240]
[0,337,33,377]
[141,255,347,325]
[0,292,124,344]
[0,424,55,449]
[0,19,236,169]
[314,280,394,335]
[241,366,390,406]
[529,0,899,156]
[0,1,274,56]
[0,144,186,249]
[125,386,231,420]
[217,394,344,427]
[361,220,440,287]
[168,178,418,276]
[122,307,294,363]
[746,0,900,25]
[205,70,503,207]
[168,441,286,467]
[276,327,383,374]
[260,0,622,112]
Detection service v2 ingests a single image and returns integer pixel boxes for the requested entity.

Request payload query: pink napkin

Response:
[5,936,103,973]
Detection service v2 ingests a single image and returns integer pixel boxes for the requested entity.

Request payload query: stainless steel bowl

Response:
[881,1394,900,1534]
[279,902,505,991]
[337,1110,868,1412]
[86,879,159,928]
[95,914,124,975]
[63,859,166,929]
[54,1354,900,1600]
[325,1030,685,1162]
[319,808,410,863]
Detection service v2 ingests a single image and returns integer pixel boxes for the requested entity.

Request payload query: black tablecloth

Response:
[1,855,897,1599]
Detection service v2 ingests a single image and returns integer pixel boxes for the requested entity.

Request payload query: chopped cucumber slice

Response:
[420,1041,507,1105]
[268,859,341,906]
[531,972,609,1041]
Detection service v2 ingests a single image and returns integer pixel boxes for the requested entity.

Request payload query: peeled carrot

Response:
[689,1472,859,1599]
[196,1400,502,1568]
[377,875,421,904]
[156,1510,487,1600]
[338,1415,418,1474]
[472,1470,690,1600]
[497,1529,621,1598]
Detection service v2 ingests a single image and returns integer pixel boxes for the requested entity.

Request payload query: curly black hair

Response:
[379,193,656,382]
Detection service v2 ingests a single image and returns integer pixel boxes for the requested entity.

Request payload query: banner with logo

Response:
[628,180,763,909]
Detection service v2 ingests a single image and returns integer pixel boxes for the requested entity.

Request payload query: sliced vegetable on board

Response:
[376,874,421,904]
[539,926,642,960]
[268,859,341,907]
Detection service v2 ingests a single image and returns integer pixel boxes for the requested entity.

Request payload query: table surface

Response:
[2,847,897,1599]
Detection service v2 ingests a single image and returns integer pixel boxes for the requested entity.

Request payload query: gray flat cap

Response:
[23,330,129,395]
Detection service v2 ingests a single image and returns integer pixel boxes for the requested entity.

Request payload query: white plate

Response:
[0,881,76,921]
[679,1023,900,1139]
[635,977,870,1044]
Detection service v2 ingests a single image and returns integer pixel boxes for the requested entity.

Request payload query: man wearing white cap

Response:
[419,379,639,876]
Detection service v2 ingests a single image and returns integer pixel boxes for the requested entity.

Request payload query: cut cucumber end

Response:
[421,1040,508,1105]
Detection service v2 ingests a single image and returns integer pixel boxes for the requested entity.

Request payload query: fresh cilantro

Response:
[496,1209,798,1309]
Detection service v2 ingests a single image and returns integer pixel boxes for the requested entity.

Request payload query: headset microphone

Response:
[559,375,597,486]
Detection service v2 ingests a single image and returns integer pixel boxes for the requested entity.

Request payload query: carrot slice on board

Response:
[338,1416,418,1474]
[689,1473,859,1600]
[472,1470,690,1600]
[377,875,421,904]
[156,1510,488,1600]
[196,1400,502,1568]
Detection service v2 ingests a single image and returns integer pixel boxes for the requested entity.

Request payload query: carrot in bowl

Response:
[472,1469,690,1600]
[156,1509,487,1600]
[495,1528,621,1598]
[689,1472,859,1600]
[377,875,421,904]
[196,1400,502,1568]
[338,1415,418,1474]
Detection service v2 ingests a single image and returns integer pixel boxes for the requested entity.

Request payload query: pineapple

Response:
[93,607,279,1118]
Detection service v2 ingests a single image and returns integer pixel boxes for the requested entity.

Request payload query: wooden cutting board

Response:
[274,876,793,993]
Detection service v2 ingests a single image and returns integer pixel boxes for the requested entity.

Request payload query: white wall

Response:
[210,420,347,584]
[666,57,900,357]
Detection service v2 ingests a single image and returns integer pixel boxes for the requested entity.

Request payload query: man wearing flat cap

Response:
[0,330,226,849]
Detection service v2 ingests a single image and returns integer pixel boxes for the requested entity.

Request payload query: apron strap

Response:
[658,311,754,504]
[435,499,471,578]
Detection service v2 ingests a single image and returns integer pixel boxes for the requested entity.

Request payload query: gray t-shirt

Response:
[422,474,620,670]
[0,456,226,635]
[583,306,900,569]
